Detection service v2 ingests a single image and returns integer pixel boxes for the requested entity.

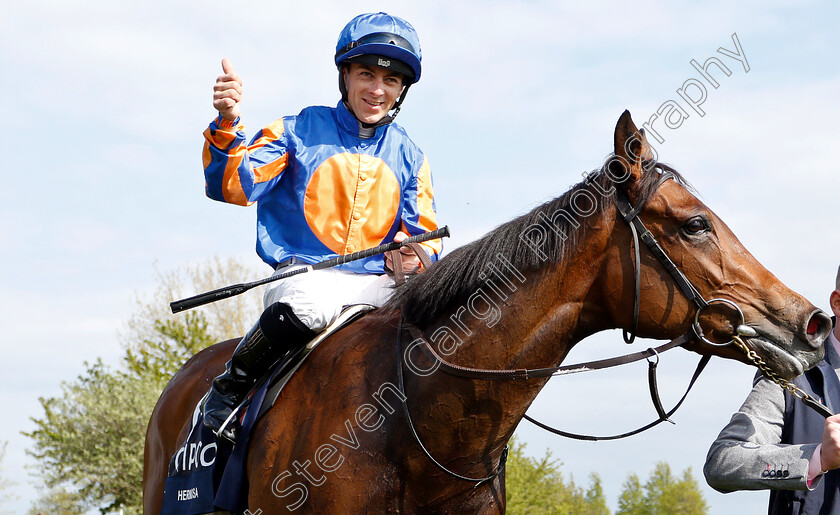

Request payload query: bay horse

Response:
[143,111,831,514]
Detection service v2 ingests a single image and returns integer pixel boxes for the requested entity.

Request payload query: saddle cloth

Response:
[160,304,375,515]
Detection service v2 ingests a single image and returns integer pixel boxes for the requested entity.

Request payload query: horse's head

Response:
[605,110,830,379]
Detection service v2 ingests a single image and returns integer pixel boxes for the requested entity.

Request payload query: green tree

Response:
[660,467,708,514]
[25,321,209,514]
[505,437,609,514]
[25,258,262,514]
[125,311,217,382]
[616,462,708,515]
[584,474,610,515]
[617,473,646,515]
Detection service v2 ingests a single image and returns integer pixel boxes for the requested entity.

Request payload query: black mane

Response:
[384,161,689,327]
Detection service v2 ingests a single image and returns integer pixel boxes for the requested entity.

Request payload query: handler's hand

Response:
[213,58,243,121]
[821,414,840,471]
[385,231,422,272]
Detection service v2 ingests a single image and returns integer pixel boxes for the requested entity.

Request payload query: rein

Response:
[401,320,710,441]
[403,322,693,382]
[396,318,508,487]
[394,169,831,486]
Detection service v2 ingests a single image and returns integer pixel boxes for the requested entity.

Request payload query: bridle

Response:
[618,173,704,343]
[616,172,752,348]
[395,169,831,487]
[616,172,832,418]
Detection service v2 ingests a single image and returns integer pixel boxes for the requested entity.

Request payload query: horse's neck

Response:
[438,222,617,372]
[406,220,618,469]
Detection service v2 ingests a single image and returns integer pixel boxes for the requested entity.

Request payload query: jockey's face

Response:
[343,62,405,124]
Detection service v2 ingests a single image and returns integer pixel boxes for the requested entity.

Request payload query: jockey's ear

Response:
[609,110,657,195]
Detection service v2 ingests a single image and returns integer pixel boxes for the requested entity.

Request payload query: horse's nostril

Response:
[806,310,832,343]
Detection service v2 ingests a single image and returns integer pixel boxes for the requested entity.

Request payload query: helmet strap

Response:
[378,82,411,124]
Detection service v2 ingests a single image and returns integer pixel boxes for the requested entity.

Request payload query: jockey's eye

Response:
[682,217,709,236]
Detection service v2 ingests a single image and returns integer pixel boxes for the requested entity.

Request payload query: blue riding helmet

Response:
[335,12,422,84]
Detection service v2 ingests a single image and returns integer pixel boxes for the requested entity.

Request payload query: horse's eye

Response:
[683,217,709,235]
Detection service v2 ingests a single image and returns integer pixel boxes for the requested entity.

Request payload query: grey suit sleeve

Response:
[703,376,818,492]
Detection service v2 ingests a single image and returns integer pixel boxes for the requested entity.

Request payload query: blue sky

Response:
[2,1,839,513]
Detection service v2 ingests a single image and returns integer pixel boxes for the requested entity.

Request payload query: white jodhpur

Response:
[263,265,395,331]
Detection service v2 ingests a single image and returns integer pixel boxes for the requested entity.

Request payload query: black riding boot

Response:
[201,302,315,442]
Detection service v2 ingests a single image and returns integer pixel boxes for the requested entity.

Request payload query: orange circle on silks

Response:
[304,152,401,255]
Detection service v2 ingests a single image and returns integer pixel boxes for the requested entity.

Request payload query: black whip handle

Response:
[170,226,450,314]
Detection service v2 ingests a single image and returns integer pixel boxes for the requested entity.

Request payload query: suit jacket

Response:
[704,334,840,514]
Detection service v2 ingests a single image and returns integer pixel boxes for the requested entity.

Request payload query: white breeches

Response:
[263,265,395,331]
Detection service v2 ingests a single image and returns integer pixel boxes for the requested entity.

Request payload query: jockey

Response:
[200,12,441,441]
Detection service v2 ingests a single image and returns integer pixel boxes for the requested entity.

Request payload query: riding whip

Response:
[170,226,450,314]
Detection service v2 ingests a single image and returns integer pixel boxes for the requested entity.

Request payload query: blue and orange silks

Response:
[203,101,440,273]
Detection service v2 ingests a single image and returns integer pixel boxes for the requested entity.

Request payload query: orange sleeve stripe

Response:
[250,118,285,151]
[205,118,287,205]
[203,124,242,150]
[217,116,238,129]
[247,118,288,185]
[221,147,251,206]
[252,154,289,184]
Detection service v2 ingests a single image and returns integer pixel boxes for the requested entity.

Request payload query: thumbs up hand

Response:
[213,58,243,121]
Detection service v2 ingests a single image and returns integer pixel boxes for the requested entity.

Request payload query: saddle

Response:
[160,304,375,515]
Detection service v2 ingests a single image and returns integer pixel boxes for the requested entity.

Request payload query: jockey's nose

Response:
[369,80,385,97]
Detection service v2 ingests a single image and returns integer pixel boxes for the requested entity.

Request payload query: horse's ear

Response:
[611,110,655,188]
